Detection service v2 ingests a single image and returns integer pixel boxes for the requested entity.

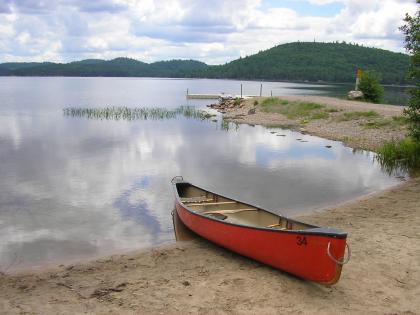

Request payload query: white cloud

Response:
[308,0,342,4]
[0,0,417,63]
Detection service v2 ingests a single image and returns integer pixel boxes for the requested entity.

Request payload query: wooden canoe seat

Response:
[181,197,213,203]
[187,201,237,207]
[203,208,257,215]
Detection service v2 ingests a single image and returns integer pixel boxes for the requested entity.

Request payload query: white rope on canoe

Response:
[327,242,351,265]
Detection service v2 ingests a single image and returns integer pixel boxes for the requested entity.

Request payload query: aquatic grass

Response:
[376,138,420,173]
[336,110,379,121]
[63,106,215,121]
[220,119,239,132]
[260,97,329,121]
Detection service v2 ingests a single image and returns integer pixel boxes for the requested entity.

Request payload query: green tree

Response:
[400,1,420,141]
[358,71,384,103]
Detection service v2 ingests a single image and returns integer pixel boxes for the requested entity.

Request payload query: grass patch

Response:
[391,116,410,125]
[260,97,329,121]
[326,108,340,113]
[359,115,409,130]
[377,138,420,173]
[63,106,214,121]
[336,110,379,121]
[311,111,329,119]
[361,120,391,129]
[233,98,242,106]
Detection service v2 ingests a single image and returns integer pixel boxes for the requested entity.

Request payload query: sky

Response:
[0,0,418,64]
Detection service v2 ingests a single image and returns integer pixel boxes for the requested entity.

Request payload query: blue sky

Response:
[261,0,344,17]
[0,0,417,64]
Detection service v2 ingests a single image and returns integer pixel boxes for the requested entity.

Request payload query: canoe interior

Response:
[176,183,314,231]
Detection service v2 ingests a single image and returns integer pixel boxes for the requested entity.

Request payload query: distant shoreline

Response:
[0,42,409,85]
[0,75,413,87]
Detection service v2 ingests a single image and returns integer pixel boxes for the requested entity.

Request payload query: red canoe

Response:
[172,177,350,285]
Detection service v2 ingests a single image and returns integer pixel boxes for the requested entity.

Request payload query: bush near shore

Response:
[358,71,384,104]
[377,138,420,173]
[378,3,420,174]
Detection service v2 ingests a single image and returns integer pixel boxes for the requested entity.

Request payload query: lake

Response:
[0,77,406,271]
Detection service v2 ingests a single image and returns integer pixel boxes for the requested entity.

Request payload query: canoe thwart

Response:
[266,223,287,229]
[203,208,257,215]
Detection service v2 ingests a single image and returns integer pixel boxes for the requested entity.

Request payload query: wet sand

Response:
[1,96,419,314]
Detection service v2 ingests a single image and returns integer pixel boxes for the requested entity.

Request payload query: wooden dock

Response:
[186,83,263,100]
[186,94,221,99]
[186,94,258,100]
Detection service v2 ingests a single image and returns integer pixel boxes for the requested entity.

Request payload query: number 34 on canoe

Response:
[171,176,351,285]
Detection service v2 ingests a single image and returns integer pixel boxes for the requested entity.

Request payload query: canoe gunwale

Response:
[173,181,347,239]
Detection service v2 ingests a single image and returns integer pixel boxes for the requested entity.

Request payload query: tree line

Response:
[0,42,409,84]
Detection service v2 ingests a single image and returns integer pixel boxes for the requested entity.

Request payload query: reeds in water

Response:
[376,137,420,175]
[220,119,239,132]
[63,106,215,121]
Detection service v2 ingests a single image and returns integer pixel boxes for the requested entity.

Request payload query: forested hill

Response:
[0,42,409,84]
[204,42,409,84]
[0,58,208,77]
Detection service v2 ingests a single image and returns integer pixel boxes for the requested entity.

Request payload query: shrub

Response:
[358,71,384,103]
[377,138,420,172]
[233,98,242,106]
[400,3,420,141]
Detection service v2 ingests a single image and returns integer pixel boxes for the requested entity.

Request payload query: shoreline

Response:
[1,96,419,314]
[1,177,419,314]
[222,95,406,151]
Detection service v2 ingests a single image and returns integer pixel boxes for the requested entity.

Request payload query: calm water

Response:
[0,77,405,271]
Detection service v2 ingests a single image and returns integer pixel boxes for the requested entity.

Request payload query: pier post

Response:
[260,83,262,97]
[271,90,273,97]
[355,69,363,90]
[186,88,189,96]
[241,84,243,98]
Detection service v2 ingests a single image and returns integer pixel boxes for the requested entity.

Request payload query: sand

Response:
[1,96,419,314]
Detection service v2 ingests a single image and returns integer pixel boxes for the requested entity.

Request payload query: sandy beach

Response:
[1,96,419,315]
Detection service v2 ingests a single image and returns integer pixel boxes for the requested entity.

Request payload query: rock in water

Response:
[348,90,364,100]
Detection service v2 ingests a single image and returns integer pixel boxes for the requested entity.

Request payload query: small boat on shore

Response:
[171,176,350,285]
